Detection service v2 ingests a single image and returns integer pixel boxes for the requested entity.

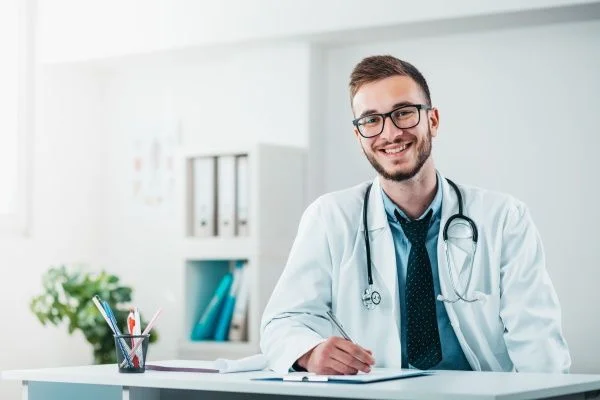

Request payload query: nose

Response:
[379,115,404,141]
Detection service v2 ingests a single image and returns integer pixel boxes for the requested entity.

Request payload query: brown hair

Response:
[349,55,432,107]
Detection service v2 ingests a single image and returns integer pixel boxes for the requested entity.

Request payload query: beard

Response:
[362,127,432,182]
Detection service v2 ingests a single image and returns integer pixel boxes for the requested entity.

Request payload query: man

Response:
[260,55,570,375]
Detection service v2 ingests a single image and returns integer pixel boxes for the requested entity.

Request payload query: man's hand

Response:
[296,337,375,375]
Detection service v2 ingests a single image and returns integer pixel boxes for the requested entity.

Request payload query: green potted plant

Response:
[30,265,158,364]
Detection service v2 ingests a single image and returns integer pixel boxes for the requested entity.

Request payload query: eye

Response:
[393,109,416,119]
[359,115,381,126]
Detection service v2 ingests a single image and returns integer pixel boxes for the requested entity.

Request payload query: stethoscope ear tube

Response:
[444,179,478,242]
[440,238,480,303]
[443,214,478,242]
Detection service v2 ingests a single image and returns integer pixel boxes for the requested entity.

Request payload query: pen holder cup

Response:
[114,334,149,373]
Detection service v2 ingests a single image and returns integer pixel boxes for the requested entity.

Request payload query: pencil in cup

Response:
[91,296,134,368]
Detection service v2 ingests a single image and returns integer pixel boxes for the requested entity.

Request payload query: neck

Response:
[379,161,437,220]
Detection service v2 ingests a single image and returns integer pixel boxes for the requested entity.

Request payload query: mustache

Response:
[375,136,413,149]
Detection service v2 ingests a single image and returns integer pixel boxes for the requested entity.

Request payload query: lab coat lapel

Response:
[360,177,399,317]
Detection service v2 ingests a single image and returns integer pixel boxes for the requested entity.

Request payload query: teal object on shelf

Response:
[191,273,233,340]
[214,261,246,341]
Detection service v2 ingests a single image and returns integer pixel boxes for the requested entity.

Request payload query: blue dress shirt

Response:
[381,174,472,370]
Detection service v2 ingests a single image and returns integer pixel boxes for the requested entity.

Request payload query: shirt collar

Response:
[381,171,443,223]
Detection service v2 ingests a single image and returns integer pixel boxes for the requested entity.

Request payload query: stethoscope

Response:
[361,178,480,310]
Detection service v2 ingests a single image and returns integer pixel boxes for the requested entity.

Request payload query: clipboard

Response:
[252,369,429,384]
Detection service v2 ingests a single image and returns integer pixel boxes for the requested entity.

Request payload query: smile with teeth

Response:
[383,143,410,154]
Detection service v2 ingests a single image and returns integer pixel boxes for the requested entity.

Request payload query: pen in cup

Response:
[326,311,354,343]
[127,308,142,368]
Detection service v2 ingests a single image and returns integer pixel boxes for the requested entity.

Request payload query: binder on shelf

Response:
[235,155,249,236]
[228,262,251,341]
[214,261,246,341]
[191,273,233,341]
[192,157,217,237]
[217,155,236,237]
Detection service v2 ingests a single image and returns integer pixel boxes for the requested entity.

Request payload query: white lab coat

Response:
[260,173,571,374]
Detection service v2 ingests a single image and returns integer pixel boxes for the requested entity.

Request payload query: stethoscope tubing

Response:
[362,178,480,308]
[363,183,375,286]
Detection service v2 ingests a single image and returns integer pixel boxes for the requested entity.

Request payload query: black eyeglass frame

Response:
[352,104,432,138]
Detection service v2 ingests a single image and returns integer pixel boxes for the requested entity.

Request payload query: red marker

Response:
[127,308,140,368]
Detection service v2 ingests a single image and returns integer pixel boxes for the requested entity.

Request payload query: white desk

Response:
[3,363,600,400]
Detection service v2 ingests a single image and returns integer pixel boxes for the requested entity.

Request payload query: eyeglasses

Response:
[352,104,431,138]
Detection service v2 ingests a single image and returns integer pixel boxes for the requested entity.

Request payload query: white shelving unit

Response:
[177,143,306,360]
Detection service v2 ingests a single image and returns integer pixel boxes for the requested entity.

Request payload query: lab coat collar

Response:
[361,173,447,232]
[437,170,455,226]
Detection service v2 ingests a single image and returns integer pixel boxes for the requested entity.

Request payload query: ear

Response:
[429,107,440,138]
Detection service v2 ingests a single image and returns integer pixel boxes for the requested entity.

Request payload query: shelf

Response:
[182,237,254,260]
[178,340,259,360]
[178,143,306,361]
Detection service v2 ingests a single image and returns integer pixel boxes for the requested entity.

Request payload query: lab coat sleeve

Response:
[499,200,571,373]
[260,199,335,373]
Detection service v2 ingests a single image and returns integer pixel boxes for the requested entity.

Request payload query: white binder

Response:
[217,155,236,237]
[228,261,250,341]
[192,157,217,237]
[235,155,249,236]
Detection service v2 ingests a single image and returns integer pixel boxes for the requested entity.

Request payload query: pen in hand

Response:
[326,311,354,343]
[297,311,374,374]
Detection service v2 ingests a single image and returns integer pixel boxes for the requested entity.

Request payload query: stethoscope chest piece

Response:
[362,286,381,310]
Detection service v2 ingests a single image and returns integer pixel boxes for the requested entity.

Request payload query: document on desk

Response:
[253,368,429,384]
[146,354,268,373]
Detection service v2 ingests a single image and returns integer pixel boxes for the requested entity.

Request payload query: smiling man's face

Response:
[352,75,439,182]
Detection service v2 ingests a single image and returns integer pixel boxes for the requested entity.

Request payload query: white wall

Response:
[0,66,108,399]
[37,0,599,63]
[321,19,600,372]
[0,40,312,399]
[95,41,311,360]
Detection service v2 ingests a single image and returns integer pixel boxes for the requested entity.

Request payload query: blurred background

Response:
[1,0,599,398]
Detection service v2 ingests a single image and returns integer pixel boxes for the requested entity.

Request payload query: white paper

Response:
[214,354,268,373]
[147,354,268,374]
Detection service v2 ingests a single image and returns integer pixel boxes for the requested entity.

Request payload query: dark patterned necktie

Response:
[396,209,442,370]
